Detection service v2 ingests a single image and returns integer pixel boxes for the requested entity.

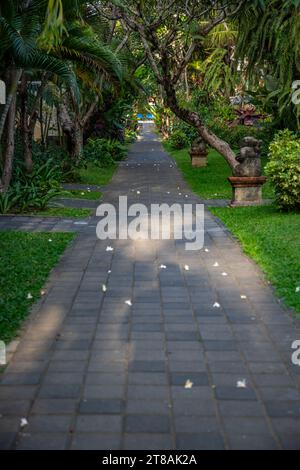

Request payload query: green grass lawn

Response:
[23,207,93,218]
[76,163,117,186]
[62,189,102,201]
[164,143,274,199]
[0,231,75,343]
[210,205,300,315]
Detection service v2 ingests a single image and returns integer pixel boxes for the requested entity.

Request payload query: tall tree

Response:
[97,0,247,171]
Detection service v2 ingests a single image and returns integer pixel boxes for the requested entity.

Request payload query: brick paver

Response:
[1,124,300,450]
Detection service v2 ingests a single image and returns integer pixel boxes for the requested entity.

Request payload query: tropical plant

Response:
[265,130,300,210]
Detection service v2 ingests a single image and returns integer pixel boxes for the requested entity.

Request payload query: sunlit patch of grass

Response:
[164,143,274,199]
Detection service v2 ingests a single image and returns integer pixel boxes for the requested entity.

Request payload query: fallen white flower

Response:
[237,379,247,388]
[160,264,167,269]
[125,300,132,306]
[20,418,28,428]
[296,286,300,293]
[136,190,140,194]
[204,248,210,252]
[240,295,247,299]
[40,290,46,296]
[213,262,219,267]
[178,192,182,195]
[213,302,220,308]
[48,238,52,242]
[102,284,107,292]
[107,270,111,274]
[221,272,228,276]
[184,265,190,271]
[106,246,114,252]
[27,293,33,300]
[81,192,85,195]
[184,379,193,389]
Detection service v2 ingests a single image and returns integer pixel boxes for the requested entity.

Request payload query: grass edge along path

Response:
[0,231,75,343]
[210,205,300,315]
[163,142,274,200]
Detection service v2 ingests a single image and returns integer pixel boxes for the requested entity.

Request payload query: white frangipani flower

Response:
[184,379,193,389]
[102,284,107,292]
[20,418,28,428]
[221,272,228,276]
[184,265,190,271]
[125,300,132,306]
[204,248,210,252]
[160,264,167,269]
[213,262,219,267]
[296,286,300,293]
[213,302,220,308]
[27,293,33,300]
[237,379,247,388]
[240,295,247,299]
[106,246,114,252]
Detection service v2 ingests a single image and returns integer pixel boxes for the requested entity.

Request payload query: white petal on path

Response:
[184,380,193,389]
[237,379,247,388]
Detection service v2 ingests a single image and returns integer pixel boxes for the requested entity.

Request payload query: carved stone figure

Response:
[234,136,262,177]
[189,137,208,167]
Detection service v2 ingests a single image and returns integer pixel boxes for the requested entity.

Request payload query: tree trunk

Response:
[20,73,34,172]
[0,68,22,141]
[72,120,83,159]
[1,90,17,191]
[164,84,238,170]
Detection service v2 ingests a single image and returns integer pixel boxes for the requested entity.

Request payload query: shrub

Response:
[83,138,126,166]
[265,129,300,210]
[167,129,190,149]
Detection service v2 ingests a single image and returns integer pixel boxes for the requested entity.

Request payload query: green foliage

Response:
[166,129,190,150]
[236,0,300,129]
[83,138,126,166]
[0,231,75,342]
[210,205,300,314]
[265,130,300,210]
[0,155,67,214]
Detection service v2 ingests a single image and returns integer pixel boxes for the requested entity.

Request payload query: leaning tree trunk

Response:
[164,84,238,171]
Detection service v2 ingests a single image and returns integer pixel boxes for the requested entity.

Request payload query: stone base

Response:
[228,176,267,207]
[190,155,207,167]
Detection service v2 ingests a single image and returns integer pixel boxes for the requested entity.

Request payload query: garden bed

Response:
[164,143,274,200]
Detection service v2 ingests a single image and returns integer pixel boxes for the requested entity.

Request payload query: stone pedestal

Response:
[189,149,207,167]
[228,176,267,206]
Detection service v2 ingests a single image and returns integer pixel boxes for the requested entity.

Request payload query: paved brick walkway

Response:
[1,124,300,450]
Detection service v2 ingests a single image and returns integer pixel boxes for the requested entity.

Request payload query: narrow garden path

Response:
[1,124,300,450]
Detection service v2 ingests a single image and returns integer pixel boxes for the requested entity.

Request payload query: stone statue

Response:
[234,136,262,177]
[191,136,207,154]
[189,136,208,167]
